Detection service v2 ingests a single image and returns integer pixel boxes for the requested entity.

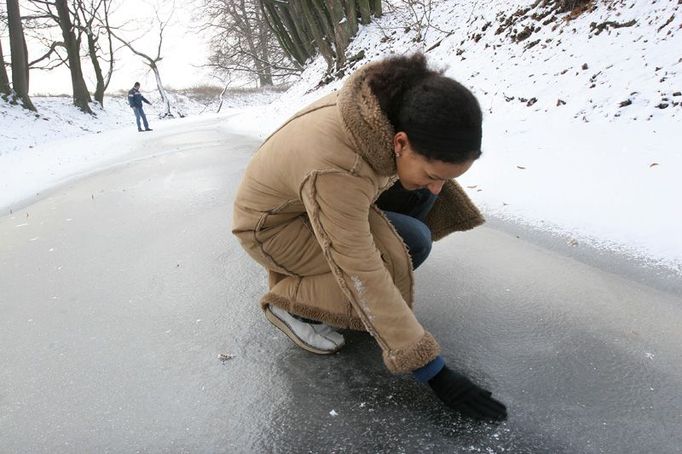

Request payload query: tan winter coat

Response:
[232,62,484,373]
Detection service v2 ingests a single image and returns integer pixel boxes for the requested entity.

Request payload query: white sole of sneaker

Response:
[264,306,342,355]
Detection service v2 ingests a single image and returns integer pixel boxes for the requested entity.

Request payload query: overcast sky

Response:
[9,0,215,95]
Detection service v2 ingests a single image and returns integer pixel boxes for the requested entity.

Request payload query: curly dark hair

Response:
[366,53,482,164]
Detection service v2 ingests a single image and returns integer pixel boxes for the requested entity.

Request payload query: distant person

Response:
[128,82,152,132]
[232,53,507,421]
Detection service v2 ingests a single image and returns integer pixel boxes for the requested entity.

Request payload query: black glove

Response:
[428,365,507,421]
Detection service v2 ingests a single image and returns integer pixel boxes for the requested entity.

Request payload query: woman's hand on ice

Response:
[428,366,507,421]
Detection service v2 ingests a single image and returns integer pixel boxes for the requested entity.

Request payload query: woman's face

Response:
[393,132,475,194]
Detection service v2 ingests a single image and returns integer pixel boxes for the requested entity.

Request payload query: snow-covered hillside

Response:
[233,0,681,128]
[1,0,680,272]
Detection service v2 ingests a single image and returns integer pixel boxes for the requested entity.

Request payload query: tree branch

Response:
[28,40,64,67]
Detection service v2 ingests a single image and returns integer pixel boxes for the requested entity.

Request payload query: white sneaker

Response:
[265,305,345,355]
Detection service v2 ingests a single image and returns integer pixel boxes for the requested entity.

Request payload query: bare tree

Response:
[198,0,297,87]
[21,5,69,72]
[7,0,36,110]
[73,0,115,105]
[1,39,11,98]
[24,0,93,113]
[109,4,176,118]
[55,0,92,113]
[0,10,11,97]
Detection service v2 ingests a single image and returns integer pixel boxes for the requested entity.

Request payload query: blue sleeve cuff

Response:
[412,356,445,383]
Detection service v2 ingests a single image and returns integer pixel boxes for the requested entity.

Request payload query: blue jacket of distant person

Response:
[128,88,151,108]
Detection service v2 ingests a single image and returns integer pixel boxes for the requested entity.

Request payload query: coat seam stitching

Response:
[252,211,301,278]
[305,171,391,351]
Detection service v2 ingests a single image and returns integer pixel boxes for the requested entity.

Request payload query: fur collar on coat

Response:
[336,62,485,239]
[337,64,397,177]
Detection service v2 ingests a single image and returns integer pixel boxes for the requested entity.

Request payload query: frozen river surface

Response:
[1,120,681,453]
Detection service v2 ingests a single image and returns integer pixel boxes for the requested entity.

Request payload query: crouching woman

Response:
[232,53,506,421]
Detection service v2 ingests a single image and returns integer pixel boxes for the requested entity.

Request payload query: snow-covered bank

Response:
[464,116,681,268]
[0,97,134,154]
[1,0,681,272]
[0,89,281,154]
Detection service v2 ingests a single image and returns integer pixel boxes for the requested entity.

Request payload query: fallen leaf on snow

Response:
[649,162,659,167]
[218,353,235,362]
[516,165,527,170]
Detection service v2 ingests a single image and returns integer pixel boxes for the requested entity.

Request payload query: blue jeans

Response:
[380,187,437,270]
[133,106,149,130]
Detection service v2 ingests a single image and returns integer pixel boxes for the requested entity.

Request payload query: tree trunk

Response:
[285,2,316,58]
[257,70,273,87]
[370,0,382,17]
[256,5,274,86]
[281,4,314,62]
[6,0,36,111]
[344,0,359,36]
[357,0,371,25]
[260,0,372,73]
[300,0,335,69]
[216,83,228,114]
[150,62,172,118]
[86,31,105,105]
[55,0,93,114]
[100,0,115,102]
[235,0,272,87]
[0,40,11,97]
[262,1,305,66]
[327,0,349,69]
[313,1,335,45]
